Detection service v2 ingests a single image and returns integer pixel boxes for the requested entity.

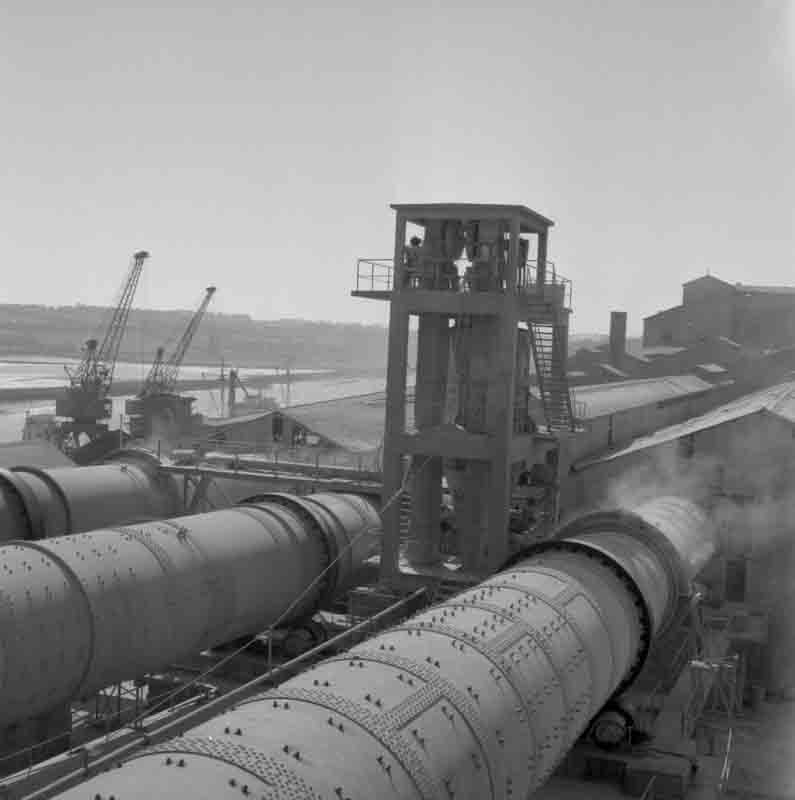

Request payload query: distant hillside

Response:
[0,304,393,371]
[0,304,615,372]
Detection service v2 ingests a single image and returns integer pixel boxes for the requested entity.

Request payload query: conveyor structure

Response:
[51,496,715,800]
[0,449,181,542]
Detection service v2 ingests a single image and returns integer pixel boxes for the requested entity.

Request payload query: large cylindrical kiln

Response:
[0,492,379,729]
[52,497,715,800]
[0,449,181,541]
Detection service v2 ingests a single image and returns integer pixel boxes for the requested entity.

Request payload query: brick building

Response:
[644,275,795,348]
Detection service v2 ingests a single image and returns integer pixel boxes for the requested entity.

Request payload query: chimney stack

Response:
[609,311,628,368]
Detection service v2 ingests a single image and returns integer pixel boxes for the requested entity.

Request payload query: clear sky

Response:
[1,1,792,335]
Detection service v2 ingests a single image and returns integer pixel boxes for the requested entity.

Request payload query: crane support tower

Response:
[56,250,149,441]
[126,286,216,441]
[49,497,716,800]
[353,204,575,578]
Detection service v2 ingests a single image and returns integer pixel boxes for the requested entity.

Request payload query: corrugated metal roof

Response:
[202,391,414,453]
[644,303,684,321]
[598,363,630,378]
[570,375,713,418]
[625,343,687,358]
[0,441,74,468]
[696,363,727,374]
[203,374,713,455]
[575,380,795,469]
[282,392,398,452]
[202,410,273,427]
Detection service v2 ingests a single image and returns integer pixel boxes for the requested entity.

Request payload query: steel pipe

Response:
[0,492,379,730]
[0,449,181,542]
[52,496,715,800]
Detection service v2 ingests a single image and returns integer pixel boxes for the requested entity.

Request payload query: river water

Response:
[0,357,386,443]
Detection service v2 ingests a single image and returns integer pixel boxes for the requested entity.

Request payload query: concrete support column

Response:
[455,461,490,571]
[446,317,493,570]
[408,314,450,565]
[537,230,548,286]
[379,217,409,583]
[485,303,519,570]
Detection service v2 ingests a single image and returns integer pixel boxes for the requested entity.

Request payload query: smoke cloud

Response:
[604,415,795,554]
[603,413,795,692]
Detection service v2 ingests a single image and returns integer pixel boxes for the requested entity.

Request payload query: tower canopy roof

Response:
[390,203,554,234]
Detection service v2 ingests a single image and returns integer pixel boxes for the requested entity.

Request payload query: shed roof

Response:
[574,380,795,469]
[598,363,630,379]
[0,440,74,468]
[390,203,554,233]
[643,303,684,322]
[281,392,407,453]
[626,343,687,358]
[736,283,795,296]
[570,375,713,419]
[202,391,415,454]
[696,363,728,374]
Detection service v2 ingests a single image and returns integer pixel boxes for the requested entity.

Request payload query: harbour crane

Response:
[55,250,149,440]
[138,285,217,398]
[125,286,216,442]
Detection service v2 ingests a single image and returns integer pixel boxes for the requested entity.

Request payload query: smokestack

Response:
[609,310,628,368]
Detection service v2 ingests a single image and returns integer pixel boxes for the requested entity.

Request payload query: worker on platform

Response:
[518,237,529,289]
[421,222,445,289]
[404,236,423,288]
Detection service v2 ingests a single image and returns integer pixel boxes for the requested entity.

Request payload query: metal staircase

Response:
[529,321,576,432]
[399,491,412,542]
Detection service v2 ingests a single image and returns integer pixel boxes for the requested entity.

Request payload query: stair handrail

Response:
[519,259,573,307]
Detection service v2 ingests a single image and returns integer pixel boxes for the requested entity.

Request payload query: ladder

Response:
[529,322,576,432]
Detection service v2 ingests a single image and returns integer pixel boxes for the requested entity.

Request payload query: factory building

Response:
[4,203,795,800]
[563,374,718,461]
[644,274,795,349]
[566,381,795,696]
[568,380,795,506]
[570,306,795,394]
[568,311,745,384]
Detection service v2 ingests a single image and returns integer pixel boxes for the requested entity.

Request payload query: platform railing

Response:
[354,258,394,292]
[518,259,573,307]
[569,391,589,421]
[354,255,572,305]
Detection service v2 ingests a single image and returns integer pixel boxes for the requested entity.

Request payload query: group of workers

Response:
[403,219,531,292]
